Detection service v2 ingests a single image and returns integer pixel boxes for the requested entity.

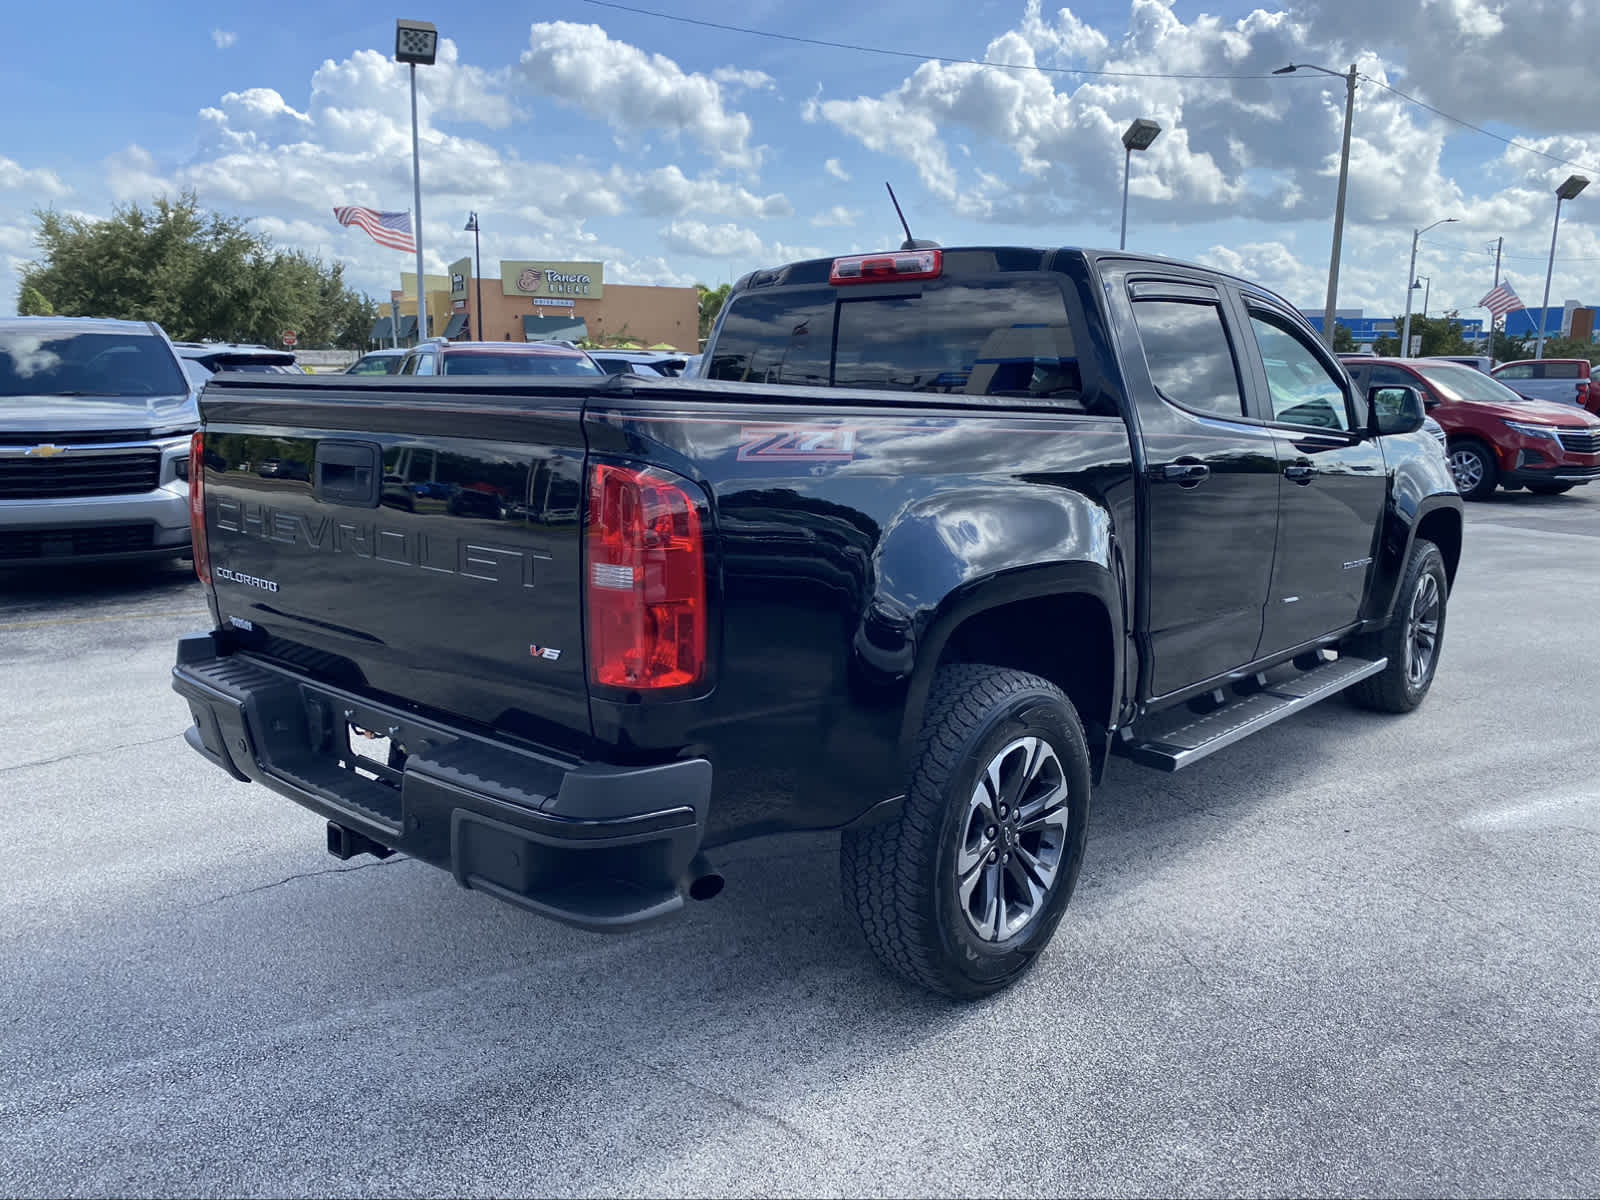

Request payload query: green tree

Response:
[696,281,731,341]
[1491,329,1532,363]
[17,285,53,315]
[20,191,379,349]
[1531,335,1600,364]
[1330,321,1356,352]
[1372,313,1471,358]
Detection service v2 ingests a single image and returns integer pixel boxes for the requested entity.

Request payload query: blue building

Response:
[1503,303,1599,342]
[1302,310,1485,348]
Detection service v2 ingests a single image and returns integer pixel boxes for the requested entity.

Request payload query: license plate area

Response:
[345,723,398,784]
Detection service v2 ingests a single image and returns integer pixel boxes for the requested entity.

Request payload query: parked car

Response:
[588,351,690,377]
[1,317,195,564]
[173,343,302,376]
[1345,356,1600,498]
[397,340,605,377]
[174,244,1461,999]
[1491,358,1599,414]
[345,348,408,376]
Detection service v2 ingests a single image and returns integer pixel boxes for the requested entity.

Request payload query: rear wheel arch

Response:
[901,570,1123,770]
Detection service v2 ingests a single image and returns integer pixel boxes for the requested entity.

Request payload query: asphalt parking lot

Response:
[2,491,1597,1199]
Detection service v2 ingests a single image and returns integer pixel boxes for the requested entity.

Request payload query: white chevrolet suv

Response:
[1,317,196,565]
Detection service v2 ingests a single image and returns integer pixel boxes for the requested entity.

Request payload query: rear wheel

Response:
[1346,538,1448,713]
[1527,482,1575,496]
[1447,441,1498,499]
[840,664,1091,999]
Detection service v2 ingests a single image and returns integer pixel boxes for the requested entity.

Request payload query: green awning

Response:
[442,312,467,339]
[369,316,393,342]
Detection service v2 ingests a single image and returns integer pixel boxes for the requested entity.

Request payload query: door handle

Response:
[1153,462,1210,486]
[1284,463,1317,484]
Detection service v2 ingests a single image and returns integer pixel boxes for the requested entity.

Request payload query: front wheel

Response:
[841,664,1092,999]
[1447,441,1498,500]
[1346,538,1448,713]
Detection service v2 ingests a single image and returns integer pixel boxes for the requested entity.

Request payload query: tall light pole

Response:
[1275,62,1358,347]
[1401,217,1458,357]
[1119,119,1161,250]
[1535,174,1589,359]
[396,19,438,343]
[464,212,483,340]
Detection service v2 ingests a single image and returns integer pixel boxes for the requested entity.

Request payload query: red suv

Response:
[1343,357,1600,498]
[1491,358,1600,415]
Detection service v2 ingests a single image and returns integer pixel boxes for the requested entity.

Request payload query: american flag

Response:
[332,206,415,253]
[1477,280,1525,319]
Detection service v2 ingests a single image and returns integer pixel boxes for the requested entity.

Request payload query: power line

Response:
[1421,236,1600,263]
[573,1,1600,176]
[572,0,1284,80]
[1361,76,1600,176]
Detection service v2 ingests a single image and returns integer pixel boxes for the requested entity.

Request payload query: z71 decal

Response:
[737,427,857,463]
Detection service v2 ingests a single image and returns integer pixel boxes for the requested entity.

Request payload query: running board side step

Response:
[1118,656,1387,772]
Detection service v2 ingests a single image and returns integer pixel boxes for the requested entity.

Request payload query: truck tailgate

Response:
[198,379,593,747]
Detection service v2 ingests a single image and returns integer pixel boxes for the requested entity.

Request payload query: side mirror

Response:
[1368,385,1426,436]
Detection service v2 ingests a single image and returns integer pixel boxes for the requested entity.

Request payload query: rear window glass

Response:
[0,329,186,398]
[1544,362,1583,379]
[706,278,1091,408]
[441,352,602,377]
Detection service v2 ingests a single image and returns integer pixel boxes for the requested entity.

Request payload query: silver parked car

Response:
[1,318,195,565]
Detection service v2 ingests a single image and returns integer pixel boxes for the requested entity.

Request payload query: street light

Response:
[1275,62,1358,347]
[1412,275,1431,318]
[1401,217,1458,358]
[396,18,438,343]
[464,212,483,340]
[1535,174,1589,359]
[1119,118,1161,251]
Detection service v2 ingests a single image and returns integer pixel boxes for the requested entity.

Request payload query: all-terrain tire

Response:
[840,664,1091,999]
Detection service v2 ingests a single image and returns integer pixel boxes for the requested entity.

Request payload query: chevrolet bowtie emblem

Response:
[24,444,67,458]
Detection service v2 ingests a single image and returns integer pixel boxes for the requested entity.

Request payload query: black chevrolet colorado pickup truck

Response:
[172,246,1462,998]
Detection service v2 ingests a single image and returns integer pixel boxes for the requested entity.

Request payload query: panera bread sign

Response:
[501,260,604,300]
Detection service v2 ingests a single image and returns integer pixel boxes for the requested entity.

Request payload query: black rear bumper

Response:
[171,633,711,930]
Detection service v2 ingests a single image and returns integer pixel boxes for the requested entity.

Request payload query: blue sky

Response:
[3,0,1598,321]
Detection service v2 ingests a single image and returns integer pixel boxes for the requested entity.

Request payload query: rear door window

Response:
[1497,364,1533,380]
[1129,300,1245,418]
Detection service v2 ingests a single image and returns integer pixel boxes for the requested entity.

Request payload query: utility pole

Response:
[1320,63,1358,348]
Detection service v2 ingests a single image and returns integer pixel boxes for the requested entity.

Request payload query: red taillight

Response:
[830,249,942,285]
[585,463,706,690]
[189,432,213,591]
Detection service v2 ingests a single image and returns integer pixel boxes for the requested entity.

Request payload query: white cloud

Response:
[0,157,70,198]
[811,206,859,228]
[518,22,762,168]
[623,165,792,220]
[711,67,776,93]
[105,146,174,204]
[824,158,851,182]
[659,220,820,263]
[211,29,238,50]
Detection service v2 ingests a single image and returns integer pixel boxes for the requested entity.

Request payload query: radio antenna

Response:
[886,182,916,249]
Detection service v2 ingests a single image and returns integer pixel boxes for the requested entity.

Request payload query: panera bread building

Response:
[377,259,699,350]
